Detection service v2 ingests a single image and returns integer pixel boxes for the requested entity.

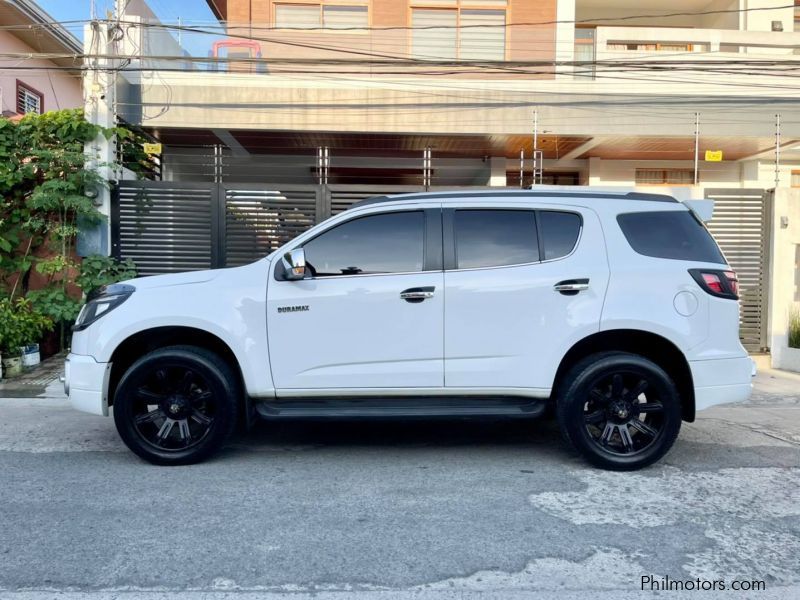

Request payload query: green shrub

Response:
[789,307,800,349]
[0,297,52,356]
[75,255,137,297]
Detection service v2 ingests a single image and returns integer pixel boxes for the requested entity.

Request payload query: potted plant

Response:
[0,298,52,377]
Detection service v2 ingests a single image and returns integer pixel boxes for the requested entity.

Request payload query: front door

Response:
[267,208,444,392]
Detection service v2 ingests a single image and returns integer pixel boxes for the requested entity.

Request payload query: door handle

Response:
[400,286,435,303]
[554,279,589,295]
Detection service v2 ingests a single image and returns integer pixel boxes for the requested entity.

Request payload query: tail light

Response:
[689,269,739,300]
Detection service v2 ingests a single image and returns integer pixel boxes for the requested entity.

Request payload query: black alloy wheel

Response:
[556,352,682,470]
[131,365,216,452]
[582,371,666,456]
[113,345,239,465]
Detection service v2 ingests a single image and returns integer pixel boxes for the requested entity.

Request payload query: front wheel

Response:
[113,345,239,465]
[556,352,682,471]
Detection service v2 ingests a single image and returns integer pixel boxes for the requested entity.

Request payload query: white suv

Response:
[65,190,754,470]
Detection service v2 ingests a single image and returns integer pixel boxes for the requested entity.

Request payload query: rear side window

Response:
[539,211,582,260]
[455,210,539,269]
[617,210,725,264]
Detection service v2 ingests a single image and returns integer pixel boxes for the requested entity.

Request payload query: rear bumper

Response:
[65,353,111,416]
[691,356,755,411]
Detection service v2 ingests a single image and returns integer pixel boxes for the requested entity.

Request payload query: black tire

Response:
[556,352,682,471]
[113,345,239,465]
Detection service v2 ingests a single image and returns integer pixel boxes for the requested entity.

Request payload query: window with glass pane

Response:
[539,211,582,260]
[459,10,505,60]
[454,210,539,269]
[412,9,457,60]
[323,6,368,29]
[304,211,425,276]
[17,85,42,114]
[635,169,696,185]
[275,4,321,29]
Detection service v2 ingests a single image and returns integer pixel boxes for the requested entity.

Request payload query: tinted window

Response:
[539,211,581,260]
[304,211,424,276]
[455,210,539,269]
[617,211,725,264]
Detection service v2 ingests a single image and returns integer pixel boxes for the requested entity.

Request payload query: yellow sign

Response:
[143,142,162,155]
[705,150,723,162]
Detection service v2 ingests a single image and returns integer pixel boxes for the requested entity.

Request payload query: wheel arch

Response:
[107,326,252,427]
[552,329,696,422]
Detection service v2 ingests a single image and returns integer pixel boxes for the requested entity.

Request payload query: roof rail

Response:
[348,189,678,210]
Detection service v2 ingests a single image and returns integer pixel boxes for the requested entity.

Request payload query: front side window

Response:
[304,211,425,276]
[454,210,538,269]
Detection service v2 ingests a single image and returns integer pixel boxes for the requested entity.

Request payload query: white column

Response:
[488,157,507,186]
[554,0,576,79]
[588,157,603,186]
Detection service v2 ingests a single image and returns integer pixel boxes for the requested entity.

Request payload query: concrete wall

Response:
[0,30,82,114]
[768,188,800,370]
[741,0,795,33]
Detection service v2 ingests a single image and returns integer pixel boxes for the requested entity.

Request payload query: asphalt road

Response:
[0,368,798,600]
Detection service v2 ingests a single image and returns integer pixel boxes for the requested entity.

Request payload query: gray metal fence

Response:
[705,188,771,352]
[112,181,430,275]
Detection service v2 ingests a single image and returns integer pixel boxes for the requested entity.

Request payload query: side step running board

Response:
[254,396,548,420]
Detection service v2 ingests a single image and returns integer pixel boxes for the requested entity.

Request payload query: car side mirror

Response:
[282,248,307,280]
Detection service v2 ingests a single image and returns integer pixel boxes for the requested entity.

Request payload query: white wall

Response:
[585,158,741,187]
[741,0,795,33]
[768,188,800,369]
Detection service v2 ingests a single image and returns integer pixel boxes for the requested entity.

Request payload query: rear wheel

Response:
[113,345,239,465]
[556,352,682,471]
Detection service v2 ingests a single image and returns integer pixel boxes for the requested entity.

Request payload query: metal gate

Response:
[705,188,772,352]
[112,181,433,275]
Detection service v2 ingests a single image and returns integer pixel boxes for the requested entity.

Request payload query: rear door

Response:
[443,202,609,393]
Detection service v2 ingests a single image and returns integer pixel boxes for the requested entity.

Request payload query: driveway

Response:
[0,366,798,599]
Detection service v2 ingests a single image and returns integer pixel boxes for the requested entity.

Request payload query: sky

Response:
[38,0,218,40]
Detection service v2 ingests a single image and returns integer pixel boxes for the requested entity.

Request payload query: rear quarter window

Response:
[617,210,725,264]
[539,211,582,260]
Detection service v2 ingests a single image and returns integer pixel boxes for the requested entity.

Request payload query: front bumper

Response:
[65,353,112,416]
[691,356,756,411]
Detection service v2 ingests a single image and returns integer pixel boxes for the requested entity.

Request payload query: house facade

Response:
[0,0,82,117]
[96,0,800,192]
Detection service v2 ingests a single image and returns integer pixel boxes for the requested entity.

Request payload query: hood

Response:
[118,259,270,292]
[119,269,218,291]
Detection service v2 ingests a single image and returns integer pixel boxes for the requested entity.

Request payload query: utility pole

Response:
[693,112,700,186]
[519,149,524,189]
[775,113,781,189]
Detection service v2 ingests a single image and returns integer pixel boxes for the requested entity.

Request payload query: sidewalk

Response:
[0,352,66,398]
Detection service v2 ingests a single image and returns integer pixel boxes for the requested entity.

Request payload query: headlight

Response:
[72,283,135,331]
